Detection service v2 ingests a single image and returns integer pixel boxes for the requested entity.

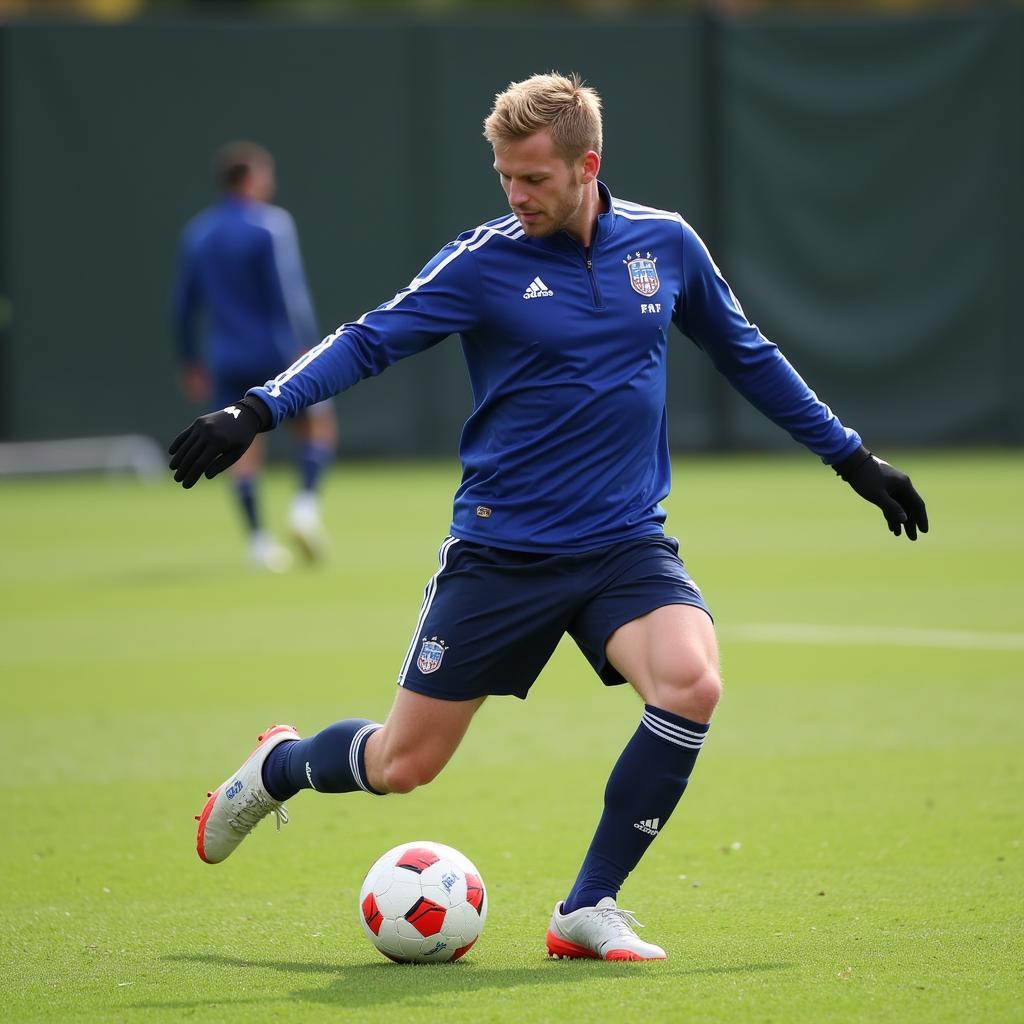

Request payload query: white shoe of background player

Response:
[288,492,328,562]
[195,724,300,864]
[249,531,293,573]
[545,897,667,961]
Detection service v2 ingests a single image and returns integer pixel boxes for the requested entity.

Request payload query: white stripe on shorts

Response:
[397,536,460,686]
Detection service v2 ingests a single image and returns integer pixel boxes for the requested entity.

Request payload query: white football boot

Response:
[546,897,667,961]
[249,531,293,573]
[288,492,328,562]
[195,724,300,864]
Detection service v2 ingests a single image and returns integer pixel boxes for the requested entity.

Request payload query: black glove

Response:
[168,395,272,489]
[834,444,928,541]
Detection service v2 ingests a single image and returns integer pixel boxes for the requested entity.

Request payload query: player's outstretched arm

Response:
[168,394,272,489]
[834,445,928,541]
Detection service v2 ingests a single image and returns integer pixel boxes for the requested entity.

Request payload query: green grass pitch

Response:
[1,452,1021,1023]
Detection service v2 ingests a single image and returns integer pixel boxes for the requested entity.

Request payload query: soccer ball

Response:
[359,840,487,964]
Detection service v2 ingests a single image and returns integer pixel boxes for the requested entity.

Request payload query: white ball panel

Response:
[397,933,433,961]
[373,917,401,958]
[376,880,423,920]
[442,901,483,945]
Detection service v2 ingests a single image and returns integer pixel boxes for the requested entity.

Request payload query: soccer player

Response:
[171,141,337,571]
[170,75,927,960]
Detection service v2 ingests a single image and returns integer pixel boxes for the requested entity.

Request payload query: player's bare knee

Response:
[378,755,441,795]
[655,660,722,721]
[377,768,413,795]
[689,670,722,719]
[377,760,419,795]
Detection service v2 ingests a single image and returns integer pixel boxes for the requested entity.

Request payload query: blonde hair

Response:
[483,72,603,161]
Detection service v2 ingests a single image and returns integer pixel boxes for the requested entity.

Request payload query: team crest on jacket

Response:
[417,637,448,674]
[624,251,660,297]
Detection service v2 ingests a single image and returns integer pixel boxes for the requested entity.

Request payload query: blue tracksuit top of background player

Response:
[172,195,319,380]
[251,182,862,554]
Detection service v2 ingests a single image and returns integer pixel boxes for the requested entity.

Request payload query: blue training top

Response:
[251,183,861,554]
[171,196,319,380]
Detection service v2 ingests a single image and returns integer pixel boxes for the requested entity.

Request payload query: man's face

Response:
[248,159,276,203]
[493,129,589,238]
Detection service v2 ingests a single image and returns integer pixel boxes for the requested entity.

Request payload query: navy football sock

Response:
[296,441,332,493]
[262,720,382,801]
[562,705,709,914]
[234,478,259,532]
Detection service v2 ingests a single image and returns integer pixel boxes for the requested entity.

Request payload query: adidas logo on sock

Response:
[523,276,554,299]
[634,817,660,836]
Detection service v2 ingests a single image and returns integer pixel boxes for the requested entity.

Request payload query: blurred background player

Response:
[171,140,337,571]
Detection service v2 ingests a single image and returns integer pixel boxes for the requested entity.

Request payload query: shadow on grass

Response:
[139,953,794,1010]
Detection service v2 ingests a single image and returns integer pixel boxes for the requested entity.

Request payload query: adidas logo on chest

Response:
[523,276,554,299]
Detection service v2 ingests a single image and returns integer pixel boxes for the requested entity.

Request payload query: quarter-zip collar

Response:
[524,181,617,256]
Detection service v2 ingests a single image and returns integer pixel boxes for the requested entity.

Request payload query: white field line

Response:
[728,624,1024,652]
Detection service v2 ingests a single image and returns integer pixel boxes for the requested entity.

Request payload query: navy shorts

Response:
[397,534,712,701]
[212,365,288,413]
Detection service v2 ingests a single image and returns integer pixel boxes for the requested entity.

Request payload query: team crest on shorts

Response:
[624,251,660,297]
[417,637,448,675]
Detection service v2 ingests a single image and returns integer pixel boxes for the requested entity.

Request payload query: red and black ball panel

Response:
[465,872,485,916]
[396,847,441,874]
[404,896,447,937]
[361,892,383,935]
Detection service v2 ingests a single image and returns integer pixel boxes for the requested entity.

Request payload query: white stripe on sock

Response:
[349,723,382,794]
[641,714,706,750]
[642,710,709,744]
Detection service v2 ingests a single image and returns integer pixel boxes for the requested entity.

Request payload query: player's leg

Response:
[364,689,485,794]
[607,602,721,720]
[551,539,718,959]
[195,692,482,865]
[229,431,262,533]
[263,688,485,799]
[566,603,718,904]
[211,372,291,571]
[285,402,336,560]
[228,437,291,572]
[196,536,561,865]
